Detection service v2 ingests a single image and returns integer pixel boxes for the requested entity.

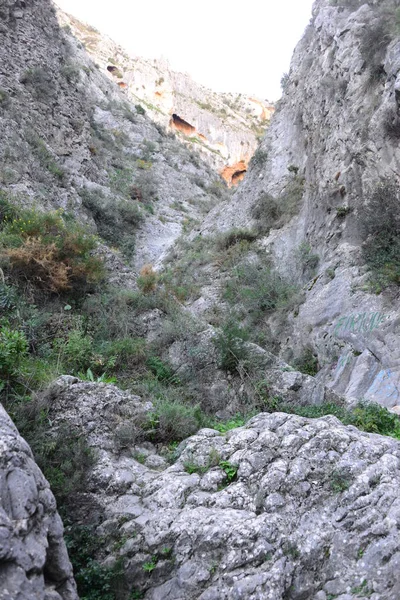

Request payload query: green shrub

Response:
[330,467,352,493]
[252,176,304,234]
[297,242,319,278]
[0,282,17,311]
[0,202,105,294]
[146,356,179,384]
[213,320,249,373]
[215,228,257,251]
[280,72,289,91]
[65,525,123,600]
[0,326,28,385]
[135,104,146,115]
[61,330,94,373]
[137,264,158,293]
[80,187,143,258]
[61,63,81,84]
[0,88,9,107]
[37,424,95,503]
[250,147,268,168]
[210,414,249,432]
[101,337,147,371]
[359,7,400,81]
[336,206,352,218]
[146,398,205,442]
[0,192,17,223]
[361,179,400,289]
[292,347,319,376]
[251,193,282,234]
[21,67,54,99]
[27,134,66,181]
[82,288,142,341]
[224,262,296,321]
[281,400,400,440]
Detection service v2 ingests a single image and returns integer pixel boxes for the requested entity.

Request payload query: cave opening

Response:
[221,160,248,186]
[106,65,123,78]
[170,113,196,136]
[231,169,247,185]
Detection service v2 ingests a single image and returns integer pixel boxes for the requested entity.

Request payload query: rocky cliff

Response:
[55,8,274,186]
[0,0,228,272]
[200,0,400,411]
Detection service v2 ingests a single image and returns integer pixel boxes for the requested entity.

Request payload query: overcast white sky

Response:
[54,0,315,100]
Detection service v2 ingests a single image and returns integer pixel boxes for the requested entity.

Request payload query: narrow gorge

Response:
[1,1,400,599]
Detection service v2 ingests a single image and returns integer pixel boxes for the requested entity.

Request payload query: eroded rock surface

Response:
[0,404,77,600]
[56,8,274,180]
[44,378,400,600]
[199,0,400,407]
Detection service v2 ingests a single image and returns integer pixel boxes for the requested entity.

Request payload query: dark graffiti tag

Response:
[333,312,388,336]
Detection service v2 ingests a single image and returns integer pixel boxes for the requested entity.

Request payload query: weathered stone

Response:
[0,404,77,600]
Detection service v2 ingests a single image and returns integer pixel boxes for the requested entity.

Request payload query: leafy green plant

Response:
[61,330,94,373]
[0,326,28,384]
[330,467,352,493]
[0,283,17,311]
[65,524,123,600]
[183,460,209,475]
[219,460,238,483]
[77,368,116,384]
[211,414,249,433]
[336,206,352,218]
[142,556,158,572]
[146,356,179,384]
[135,104,146,115]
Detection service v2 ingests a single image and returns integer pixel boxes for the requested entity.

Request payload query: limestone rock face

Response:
[41,378,400,600]
[55,8,274,184]
[0,403,77,600]
[0,0,226,271]
[201,0,400,408]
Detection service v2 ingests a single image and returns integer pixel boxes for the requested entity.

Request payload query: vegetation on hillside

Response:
[361,179,400,291]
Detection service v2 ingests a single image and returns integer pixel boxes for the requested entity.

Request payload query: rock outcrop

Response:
[200,0,400,409]
[55,8,274,184]
[40,378,400,600]
[0,0,227,271]
[0,404,77,600]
